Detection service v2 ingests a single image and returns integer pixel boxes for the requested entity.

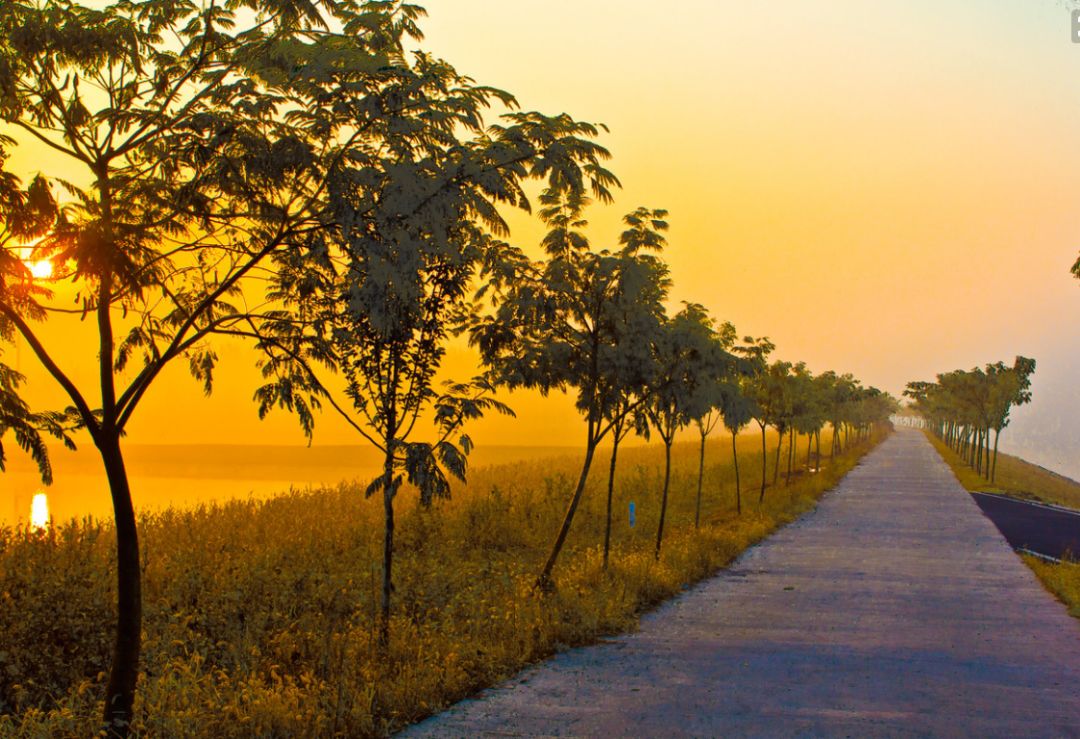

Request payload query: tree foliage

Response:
[905,356,1035,482]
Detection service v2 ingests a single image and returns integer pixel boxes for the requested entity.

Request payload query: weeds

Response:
[0,428,884,736]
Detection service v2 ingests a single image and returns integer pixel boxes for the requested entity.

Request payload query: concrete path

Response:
[403,429,1080,737]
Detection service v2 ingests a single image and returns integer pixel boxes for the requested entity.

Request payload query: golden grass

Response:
[923,431,1080,510]
[1023,556,1080,619]
[0,426,885,737]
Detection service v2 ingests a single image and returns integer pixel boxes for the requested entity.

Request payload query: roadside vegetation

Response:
[905,358,1036,484]
[1024,556,1080,619]
[924,431,1080,510]
[0,426,886,737]
[926,430,1080,624]
[0,1,899,732]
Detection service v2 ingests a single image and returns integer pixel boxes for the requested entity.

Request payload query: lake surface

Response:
[2,443,579,527]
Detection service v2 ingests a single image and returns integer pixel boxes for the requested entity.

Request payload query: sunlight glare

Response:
[27,259,53,279]
[30,492,49,531]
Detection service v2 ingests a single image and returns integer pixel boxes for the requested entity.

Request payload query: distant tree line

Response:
[904,357,1035,483]
[0,0,893,732]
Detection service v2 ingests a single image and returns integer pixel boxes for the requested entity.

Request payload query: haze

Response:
[5,0,1079,480]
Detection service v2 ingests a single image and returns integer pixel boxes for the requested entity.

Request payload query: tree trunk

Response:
[772,428,783,486]
[99,433,141,737]
[992,429,1000,483]
[536,433,598,590]
[695,431,706,529]
[759,423,768,504]
[815,429,821,471]
[603,429,622,570]
[785,428,794,484]
[655,440,673,559]
[805,432,813,470]
[379,445,395,649]
[731,429,741,515]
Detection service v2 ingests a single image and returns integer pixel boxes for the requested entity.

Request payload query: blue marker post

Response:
[628,501,636,528]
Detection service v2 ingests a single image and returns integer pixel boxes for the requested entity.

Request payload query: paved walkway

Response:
[404,430,1080,737]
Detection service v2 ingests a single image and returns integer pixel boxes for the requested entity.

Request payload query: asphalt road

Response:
[972,491,1080,560]
[402,429,1080,737]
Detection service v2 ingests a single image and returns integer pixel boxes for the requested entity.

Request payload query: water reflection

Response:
[30,492,49,531]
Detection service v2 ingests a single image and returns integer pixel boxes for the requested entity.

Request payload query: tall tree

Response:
[750,358,791,503]
[684,322,737,528]
[0,0,616,729]
[719,380,756,516]
[258,103,619,648]
[986,356,1035,482]
[733,337,774,505]
[598,209,669,568]
[470,199,672,589]
[647,303,732,558]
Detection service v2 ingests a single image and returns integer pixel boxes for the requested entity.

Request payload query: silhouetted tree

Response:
[647,303,733,558]
[734,337,774,505]
[719,381,757,516]
[684,322,737,528]
[470,196,685,590]
[598,209,669,568]
[0,0,615,728]
[0,160,74,480]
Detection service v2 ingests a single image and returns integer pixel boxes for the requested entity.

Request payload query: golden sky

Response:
[5,0,1080,458]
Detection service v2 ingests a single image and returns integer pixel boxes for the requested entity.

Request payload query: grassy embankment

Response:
[1,426,885,737]
[924,430,1080,620]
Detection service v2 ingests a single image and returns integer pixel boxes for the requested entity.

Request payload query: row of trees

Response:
[0,1,892,733]
[904,357,1035,482]
[468,195,897,588]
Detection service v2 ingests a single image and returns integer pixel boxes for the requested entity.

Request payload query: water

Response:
[2,443,576,527]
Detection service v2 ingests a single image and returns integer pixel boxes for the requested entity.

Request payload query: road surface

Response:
[403,429,1080,737]
[972,491,1080,561]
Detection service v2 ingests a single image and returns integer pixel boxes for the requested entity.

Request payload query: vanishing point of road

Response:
[404,429,1080,737]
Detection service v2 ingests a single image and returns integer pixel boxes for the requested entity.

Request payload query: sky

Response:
[4,0,1080,479]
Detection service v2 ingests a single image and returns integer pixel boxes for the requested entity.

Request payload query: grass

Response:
[0,426,885,737]
[923,431,1080,510]
[925,429,1080,624]
[1022,556,1080,619]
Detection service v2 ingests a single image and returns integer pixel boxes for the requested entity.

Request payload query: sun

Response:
[30,492,49,531]
[27,259,53,279]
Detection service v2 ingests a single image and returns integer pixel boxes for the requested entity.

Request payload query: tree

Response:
[986,356,1035,482]
[749,358,791,503]
[647,303,733,558]
[597,209,669,568]
[1,1,359,729]
[470,198,675,589]
[257,94,619,649]
[719,379,756,516]
[820,371,858,458]
[0,156,74,482]
[733,337,774,505]
[789,363,824,476]
[907,356,1034,482]
[684,322,737,528]
[0,0,616,729]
